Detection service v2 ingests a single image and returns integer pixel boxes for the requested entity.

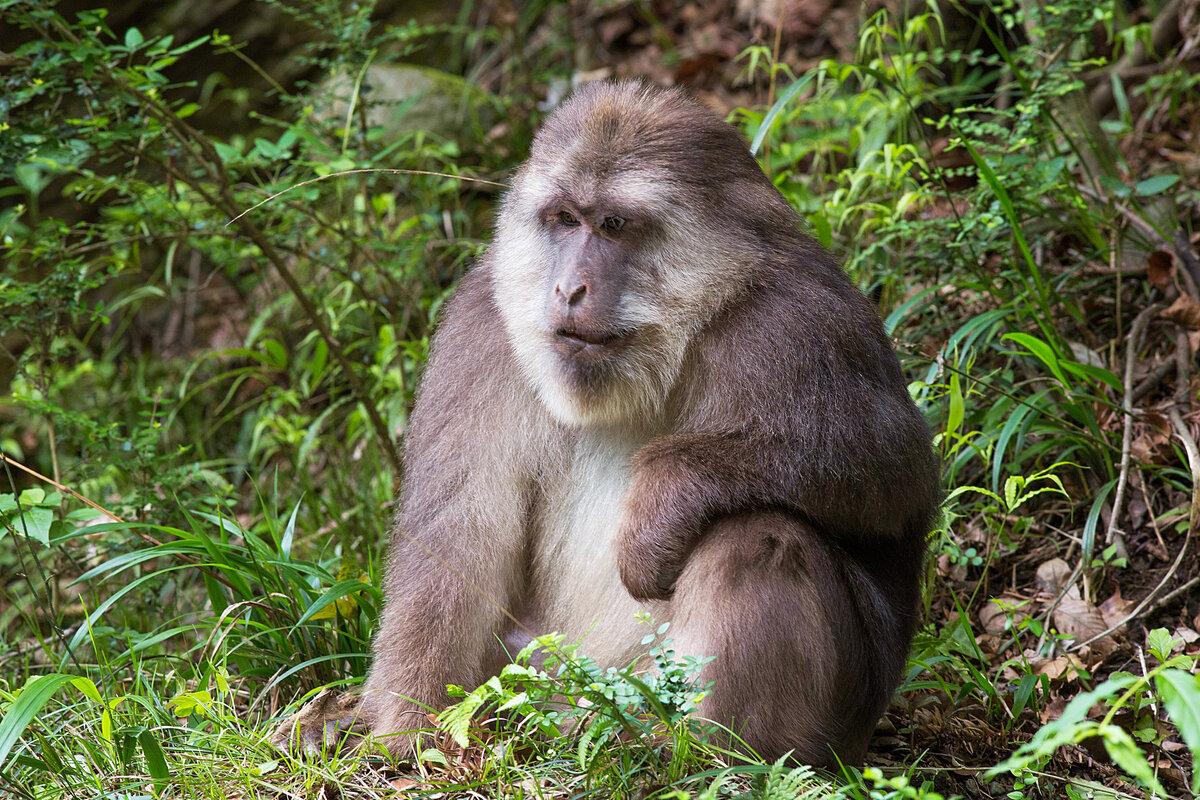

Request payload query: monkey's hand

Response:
[270,687,369,758]
[616,438,716,601]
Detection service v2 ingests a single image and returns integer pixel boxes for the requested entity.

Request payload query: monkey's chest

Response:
[526,437,665,663]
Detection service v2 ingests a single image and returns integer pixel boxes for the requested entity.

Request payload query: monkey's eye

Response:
[602,215,626,233]
[557,210,581,227]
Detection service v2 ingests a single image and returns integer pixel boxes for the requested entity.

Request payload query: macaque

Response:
[282,81,939,767]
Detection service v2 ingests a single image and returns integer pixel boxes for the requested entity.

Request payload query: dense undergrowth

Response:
[2,0,1199,797]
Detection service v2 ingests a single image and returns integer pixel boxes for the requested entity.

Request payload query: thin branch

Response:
[1175,230,1200,300]
[0,453,126,525]
[1131,357,1177,404]
[225,169,508,228]
[1072,407,1197,651]
[1107,304,1163,550]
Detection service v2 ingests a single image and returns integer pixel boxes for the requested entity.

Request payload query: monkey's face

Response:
[491,173,689,430]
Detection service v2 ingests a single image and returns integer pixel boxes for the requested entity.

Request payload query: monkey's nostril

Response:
[556,283,588,306]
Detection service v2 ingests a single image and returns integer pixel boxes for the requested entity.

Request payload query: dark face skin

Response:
[540,200,642,374]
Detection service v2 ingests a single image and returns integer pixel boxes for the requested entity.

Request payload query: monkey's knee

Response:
[670,512,901,767]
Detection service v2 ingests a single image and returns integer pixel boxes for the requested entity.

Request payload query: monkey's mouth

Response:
[554,327,620,348]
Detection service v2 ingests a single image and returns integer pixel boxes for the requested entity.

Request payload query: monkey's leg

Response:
[669,511,913,767]
[356,533,524,757]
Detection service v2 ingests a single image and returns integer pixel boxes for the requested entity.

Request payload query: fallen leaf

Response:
[1160,293,1200,329]
[1041,694,1069,723]
[390,777,425,791]
[979,594,1028,635]
[1036,558,1073,595]
[937,552,967,582]
[1068,341,1106,368]
[1099,587,1132,630]
[1173,626,1199,645]
[978,600,1008,635]
[1033,654,1085,680]
[1148,249,1175,288]
[1054,594,1119,660]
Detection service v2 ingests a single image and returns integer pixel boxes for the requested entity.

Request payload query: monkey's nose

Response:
[555,282,588,306]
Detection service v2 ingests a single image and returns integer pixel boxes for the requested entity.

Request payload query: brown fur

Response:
[293,81,939,767]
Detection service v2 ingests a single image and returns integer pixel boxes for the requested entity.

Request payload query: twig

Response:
[1131,357,1177,404]
[1175,327,1192,409]
[1108,304,1163,551]
[225,169,508,228]
[1147,576,1199,614]
[0,453,126,525]
[1072,407,1197,651]
[1175,230,1200,301]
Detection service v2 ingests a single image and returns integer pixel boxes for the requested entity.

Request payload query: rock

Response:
[317,64,498,143]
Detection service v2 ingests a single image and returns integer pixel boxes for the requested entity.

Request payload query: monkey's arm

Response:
[617,424,937,600]
[357,264,548,752]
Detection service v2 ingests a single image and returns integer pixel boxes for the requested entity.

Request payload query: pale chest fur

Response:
[527,432,669,664]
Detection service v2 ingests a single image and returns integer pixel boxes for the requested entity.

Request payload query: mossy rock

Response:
[318,64,499,144]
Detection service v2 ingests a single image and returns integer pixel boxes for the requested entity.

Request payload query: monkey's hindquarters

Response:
[668,511,910,766]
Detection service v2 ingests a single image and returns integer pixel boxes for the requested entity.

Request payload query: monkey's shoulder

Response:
[406,264,540,442]
[421,266,518,386]
[701,259,900,382]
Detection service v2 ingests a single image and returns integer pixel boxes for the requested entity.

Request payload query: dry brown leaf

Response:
[936,552,967,582]
[979,594,1029,636]
[1130,428,1167,463]
[978,600,1009,636]
[1035,558,1073,595]
[1099,587,1132,630]
[1054,595,1118,660]
[390,776,425,792]
[1160,293,1200,329]
[1041,694,1070,723]
[1148,249,1176,288]
[1033,653,1085,680]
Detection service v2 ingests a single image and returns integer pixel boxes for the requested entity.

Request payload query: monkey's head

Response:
[491,81,799,429]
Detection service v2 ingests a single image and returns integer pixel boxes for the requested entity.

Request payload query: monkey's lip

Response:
[554,327,620,347]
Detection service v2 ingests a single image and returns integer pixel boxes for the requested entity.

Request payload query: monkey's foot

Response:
[270,687,369,758]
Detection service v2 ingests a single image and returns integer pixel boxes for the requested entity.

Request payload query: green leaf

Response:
[1146,628,1176,662]
[17,487,45,506]
[168,690,212,718]
[1059,360,1122,392]
[750,72,817,156]
[960,138,1050,313]
[1097,175,1130,198]
[1098,724,1163,793]
[0,674,87,771]
[946,372,964,439]
[808,210,832,250]
[1003,333,1070,388]
[1157,669,1200,754]
[438,676,502,747]
[13,507,53,546]
[124,27,144,50]
[1134,174,1179,196]
[137,728,169,795]
[262,339,287,369]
